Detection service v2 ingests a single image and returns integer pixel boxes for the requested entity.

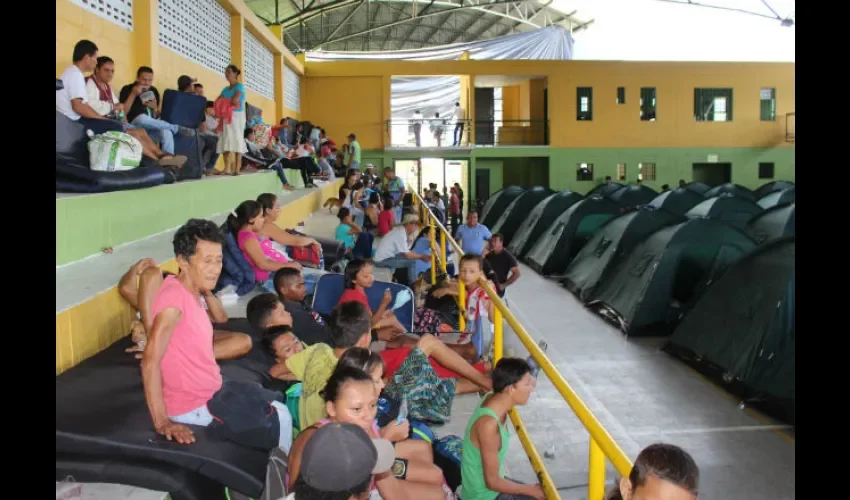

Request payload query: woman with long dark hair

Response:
[228,200,302,292]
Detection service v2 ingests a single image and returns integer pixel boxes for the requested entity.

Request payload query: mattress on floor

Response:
[56,333,277,497]
[56,453,227,500]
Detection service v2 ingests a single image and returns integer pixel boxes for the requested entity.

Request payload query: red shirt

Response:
[378,210,395,236]
[380,347,487,380]
[339,287,370,310]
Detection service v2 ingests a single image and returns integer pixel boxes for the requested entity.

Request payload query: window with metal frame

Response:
[158,0,231,75]
[284,65,300,113]
[694,88,734,122]
[638,163,656,181]
[640,87,656,121]
[760,88,776,121]
[577,163,594,181]
[70,0,133,30]
[577,87,593,121]
[244,29,275,100]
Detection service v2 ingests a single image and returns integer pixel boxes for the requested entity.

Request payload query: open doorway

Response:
[692,163,731,186]
[394,158,469,204]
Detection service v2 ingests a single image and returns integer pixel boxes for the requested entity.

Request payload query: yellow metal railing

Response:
[412,193,633,500]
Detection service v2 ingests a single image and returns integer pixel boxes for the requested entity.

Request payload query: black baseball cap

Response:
[299,423,395,491]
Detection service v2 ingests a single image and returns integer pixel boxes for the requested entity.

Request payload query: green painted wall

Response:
[503,157,550,187]
[56,173,282,266]
[548,147,795,192]
[474,159,504,201]
[368,146,794,194]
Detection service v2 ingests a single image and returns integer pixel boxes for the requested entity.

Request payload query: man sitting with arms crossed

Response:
[141,219,293,452]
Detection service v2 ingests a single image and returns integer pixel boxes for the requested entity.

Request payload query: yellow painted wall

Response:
[57,0,299,126]
[301,76,387,150]
[303,60,794,149]
[57,0,135,85]
[502,85,521,121]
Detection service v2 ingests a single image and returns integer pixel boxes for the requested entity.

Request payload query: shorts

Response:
[170,380,293,453]
[383,347,457,424]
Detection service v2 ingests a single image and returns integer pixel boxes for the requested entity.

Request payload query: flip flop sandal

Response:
[157,155,187,167]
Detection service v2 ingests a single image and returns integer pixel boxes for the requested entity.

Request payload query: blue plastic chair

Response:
[311,273,415,331]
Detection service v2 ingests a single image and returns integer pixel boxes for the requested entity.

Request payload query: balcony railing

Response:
[385,119,549,148]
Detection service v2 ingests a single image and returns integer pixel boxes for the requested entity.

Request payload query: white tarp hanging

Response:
[307,26,574,145]
[306,26,574,61]
[390,76,461,146]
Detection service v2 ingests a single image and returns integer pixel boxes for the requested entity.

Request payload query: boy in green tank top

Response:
[461,358,545,500]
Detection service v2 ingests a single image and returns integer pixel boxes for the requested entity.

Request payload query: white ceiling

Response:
[558,0,795,61]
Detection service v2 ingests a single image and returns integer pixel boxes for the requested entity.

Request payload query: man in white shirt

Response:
[57,39,124,135]
[411,110,424,147]
[374,214,431,286]
[453,102,466,146]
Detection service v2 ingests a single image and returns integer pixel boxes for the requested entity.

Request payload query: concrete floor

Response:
[57,203,795,500]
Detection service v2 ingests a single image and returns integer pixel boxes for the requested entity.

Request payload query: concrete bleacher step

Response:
[56,179,342,374]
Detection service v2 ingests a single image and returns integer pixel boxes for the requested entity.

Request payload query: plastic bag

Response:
[87,130,142,172]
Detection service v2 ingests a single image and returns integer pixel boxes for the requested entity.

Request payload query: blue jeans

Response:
[132,114,179,154]
[268,162,290,187]
[375,253,419,285]
[350,160,360,171]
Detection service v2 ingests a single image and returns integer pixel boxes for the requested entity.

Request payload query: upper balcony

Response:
[385,119,549,151]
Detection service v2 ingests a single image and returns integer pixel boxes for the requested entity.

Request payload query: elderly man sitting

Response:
[373,213,431,286]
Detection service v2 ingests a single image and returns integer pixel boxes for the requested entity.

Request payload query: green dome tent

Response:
[489,186,554,245]
[754,180,795,200]
[648,188,705,216]
[747,203,795,244]
[587,218,757,336]
[666,238,795,418]
[480,186,525,228]
[757,187,796,210]
[562,207,684,302]
[587,182,624,198]
[524,197,622,276]
[685,194,763,230]
[704,183,756,201]
[608,184,659,210]
[507,191,584,258]
[684,181,711,195]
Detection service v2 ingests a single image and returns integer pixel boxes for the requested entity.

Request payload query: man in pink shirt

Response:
[141,219,293,451]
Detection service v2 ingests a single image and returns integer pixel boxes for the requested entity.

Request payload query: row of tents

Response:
[479,180,795,420]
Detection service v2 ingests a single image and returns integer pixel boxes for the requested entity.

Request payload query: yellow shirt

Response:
[285,343,339,429]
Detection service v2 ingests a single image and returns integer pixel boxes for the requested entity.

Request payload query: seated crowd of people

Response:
[61,32,699,500]
[111,182,700,499]
[57,39,354,188]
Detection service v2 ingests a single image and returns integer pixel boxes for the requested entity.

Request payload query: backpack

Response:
[87,130,142,172]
